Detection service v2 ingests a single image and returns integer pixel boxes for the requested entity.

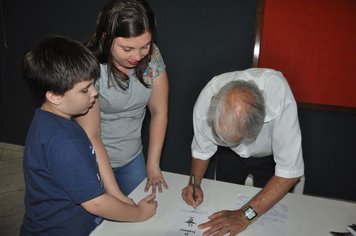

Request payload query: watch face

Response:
[244,207,257,220]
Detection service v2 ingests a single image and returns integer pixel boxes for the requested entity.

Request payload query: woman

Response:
[76,0,168,195]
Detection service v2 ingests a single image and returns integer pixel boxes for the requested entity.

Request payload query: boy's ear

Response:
[45,91,62,106]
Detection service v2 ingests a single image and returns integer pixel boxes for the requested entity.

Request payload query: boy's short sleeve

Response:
[50,138,104,204]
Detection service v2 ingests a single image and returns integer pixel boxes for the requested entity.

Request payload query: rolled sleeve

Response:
[191,90,218,160]
[272,101,304,178]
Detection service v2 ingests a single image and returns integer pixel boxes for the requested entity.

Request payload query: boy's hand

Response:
[137,193,158,221]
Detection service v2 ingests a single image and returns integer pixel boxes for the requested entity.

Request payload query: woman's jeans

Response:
[112,153,147,196]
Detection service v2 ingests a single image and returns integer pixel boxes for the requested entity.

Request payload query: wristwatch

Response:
[241,205,258,222]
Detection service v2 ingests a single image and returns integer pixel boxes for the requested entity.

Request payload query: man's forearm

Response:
[190,158,210,185]
[248,175,300,217]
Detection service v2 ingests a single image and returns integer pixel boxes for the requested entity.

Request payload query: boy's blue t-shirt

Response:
[21,108,105,236]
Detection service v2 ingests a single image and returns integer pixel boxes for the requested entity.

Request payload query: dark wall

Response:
[144,0,257,177]
[0,0,105,144]
[298,108,356,201]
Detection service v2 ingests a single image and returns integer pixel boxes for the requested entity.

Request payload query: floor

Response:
[0,142,25,236]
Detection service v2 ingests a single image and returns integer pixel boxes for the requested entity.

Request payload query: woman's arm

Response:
[76,99,133,204]
[145,70,169,193]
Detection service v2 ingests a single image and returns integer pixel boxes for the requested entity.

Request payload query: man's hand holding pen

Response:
[181,175,204,209]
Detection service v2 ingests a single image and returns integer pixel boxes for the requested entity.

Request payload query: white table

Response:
[91,171,356,236]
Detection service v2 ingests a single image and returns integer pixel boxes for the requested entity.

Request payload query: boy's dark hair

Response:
[22,35,100,104]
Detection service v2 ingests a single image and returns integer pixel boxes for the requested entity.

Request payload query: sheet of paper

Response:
[234,195,288,236]
[162,202,215,236]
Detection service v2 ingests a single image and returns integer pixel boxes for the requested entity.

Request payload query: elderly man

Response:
[182,68,304,235]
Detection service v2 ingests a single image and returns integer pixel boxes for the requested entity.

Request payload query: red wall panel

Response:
[258,0,356,107]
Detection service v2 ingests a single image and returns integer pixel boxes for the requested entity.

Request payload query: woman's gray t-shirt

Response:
[96,45,166,168]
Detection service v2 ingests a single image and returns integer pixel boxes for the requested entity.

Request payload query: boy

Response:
[21,36,157,236]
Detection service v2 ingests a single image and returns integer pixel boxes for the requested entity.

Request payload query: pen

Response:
[191,175,196,210]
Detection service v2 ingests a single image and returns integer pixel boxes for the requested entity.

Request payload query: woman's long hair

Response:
[86,0,156,89]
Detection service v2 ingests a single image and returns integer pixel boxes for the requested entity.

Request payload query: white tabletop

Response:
[90,171,356,236]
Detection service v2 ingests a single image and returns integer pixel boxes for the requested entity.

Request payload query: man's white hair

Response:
[208,80,265,147]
